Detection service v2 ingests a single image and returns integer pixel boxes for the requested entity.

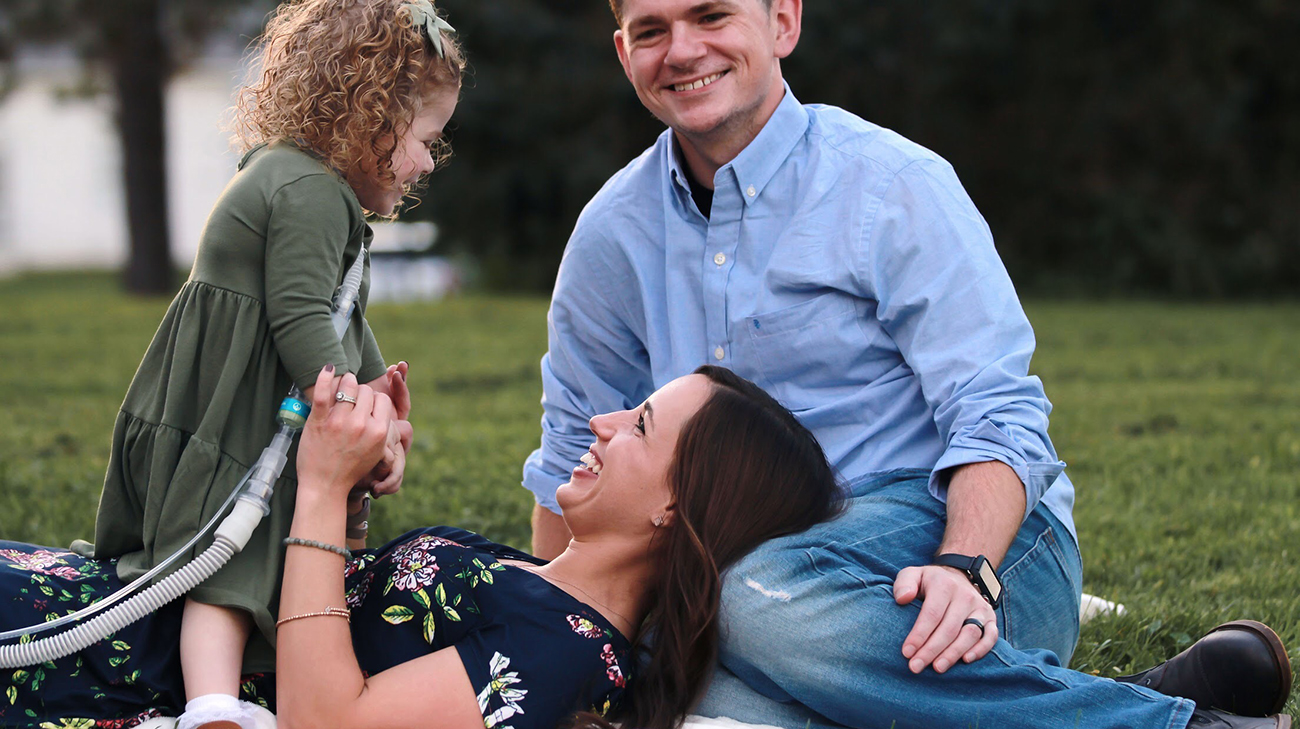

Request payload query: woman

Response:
[0,365,844,729]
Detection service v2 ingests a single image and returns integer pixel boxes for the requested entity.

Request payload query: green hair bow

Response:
[401,0,456,59]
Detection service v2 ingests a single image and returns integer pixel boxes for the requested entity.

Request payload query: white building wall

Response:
[0,54,245,275]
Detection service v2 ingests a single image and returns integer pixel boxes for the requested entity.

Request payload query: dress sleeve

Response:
[357,315,388,385]
[263,174,356,390]
[521,222,654,513]
[860,158,1067,519]
[454,609,629,729]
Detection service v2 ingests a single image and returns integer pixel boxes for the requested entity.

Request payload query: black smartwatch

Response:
[933,553,1003,609]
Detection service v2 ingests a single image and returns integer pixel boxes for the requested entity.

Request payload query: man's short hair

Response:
[609,0,774,27]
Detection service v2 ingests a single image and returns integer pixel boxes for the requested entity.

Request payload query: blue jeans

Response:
[696,469,1194,729]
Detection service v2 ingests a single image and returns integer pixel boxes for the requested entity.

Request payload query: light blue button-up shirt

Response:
[524,86,1075,541]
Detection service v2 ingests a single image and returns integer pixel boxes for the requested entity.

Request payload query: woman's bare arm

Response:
[275,368,480,729]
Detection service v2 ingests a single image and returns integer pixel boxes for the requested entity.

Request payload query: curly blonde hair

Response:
[232,0,465,206]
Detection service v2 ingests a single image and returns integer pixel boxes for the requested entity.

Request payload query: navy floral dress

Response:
[0,527,632,729]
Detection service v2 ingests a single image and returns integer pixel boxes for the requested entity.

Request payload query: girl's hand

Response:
[298,366,394,501]
[387,361,411,422]
[363,361,411,422]
[364,419,410,497]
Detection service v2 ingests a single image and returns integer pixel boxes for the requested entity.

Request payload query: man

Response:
[522,1,1290,727]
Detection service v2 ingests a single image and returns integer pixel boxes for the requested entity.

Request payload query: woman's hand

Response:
[297,365,395,502]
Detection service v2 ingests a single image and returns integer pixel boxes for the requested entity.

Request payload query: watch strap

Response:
[933,552,1003,608]
[933,553,978,572]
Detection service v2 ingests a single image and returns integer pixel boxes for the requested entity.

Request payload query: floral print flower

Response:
[49,566,82,581]
[346,571,375,609]
[477,652,528,729]
[391,550,439,592]
[1,548,77,577]
[91,708,162,728]
[566,614,606,639]
[600,644,626,688]
[343,552,376,579]
[389,535,461,565]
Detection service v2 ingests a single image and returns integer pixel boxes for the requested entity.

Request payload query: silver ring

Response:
[335,391,358,405]
[963,617,985,635]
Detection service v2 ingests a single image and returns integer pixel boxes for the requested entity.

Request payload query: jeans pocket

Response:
[998,522,1081,665]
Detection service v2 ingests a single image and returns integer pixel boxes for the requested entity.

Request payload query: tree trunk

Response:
[110,0,172,295]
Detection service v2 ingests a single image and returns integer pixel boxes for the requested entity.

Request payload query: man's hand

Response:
[894,460,1024,674]
[894,565,999,673]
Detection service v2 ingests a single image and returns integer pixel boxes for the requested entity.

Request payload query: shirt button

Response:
[746,185,757,197]
[713,252,726,266]
[714,346,725,361]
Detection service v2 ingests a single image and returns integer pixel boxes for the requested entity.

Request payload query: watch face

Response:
[977,559,1001,603]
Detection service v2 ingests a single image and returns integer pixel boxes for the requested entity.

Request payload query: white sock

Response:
[176,694,275,729]
[240,701,277,729]
[177,694,240,729]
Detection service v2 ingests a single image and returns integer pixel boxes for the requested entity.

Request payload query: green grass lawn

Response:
[1,272,1297,719]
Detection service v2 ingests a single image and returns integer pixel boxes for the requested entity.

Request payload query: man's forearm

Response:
[938,460,1026,568]
[531,503,573,560]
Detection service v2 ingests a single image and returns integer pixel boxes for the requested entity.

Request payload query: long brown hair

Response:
[579,365,844,729]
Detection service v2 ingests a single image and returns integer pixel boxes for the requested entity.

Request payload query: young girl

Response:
[85,1,464,727]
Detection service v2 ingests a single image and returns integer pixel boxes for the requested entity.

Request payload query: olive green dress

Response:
[88,142,387,671]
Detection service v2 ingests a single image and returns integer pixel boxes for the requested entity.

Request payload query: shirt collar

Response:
[728,83,808,206]
[667,134,694,197]
[666,82,809,207]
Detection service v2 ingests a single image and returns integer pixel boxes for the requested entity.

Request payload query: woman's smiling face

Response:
[556,374,714,537]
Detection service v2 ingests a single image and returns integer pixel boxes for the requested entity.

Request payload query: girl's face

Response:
[352,87,459,216]
[557,374,714,539]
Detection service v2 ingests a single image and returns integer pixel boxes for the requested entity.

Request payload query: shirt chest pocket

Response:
[745,294,866,411]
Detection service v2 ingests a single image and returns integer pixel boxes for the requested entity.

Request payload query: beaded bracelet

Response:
[275,607,351,628]
[283,537,351,559]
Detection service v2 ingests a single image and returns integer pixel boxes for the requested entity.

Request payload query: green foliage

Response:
[6,1,1295,295]
[412,0,1299,296]
[0,274,1297,720]
[412,0,664,291]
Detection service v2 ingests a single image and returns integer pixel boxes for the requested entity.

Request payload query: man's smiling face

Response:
[614,0,796,155]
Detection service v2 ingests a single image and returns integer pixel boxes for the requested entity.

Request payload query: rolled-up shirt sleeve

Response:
[522,225,653,513]
[862,158,1066,520]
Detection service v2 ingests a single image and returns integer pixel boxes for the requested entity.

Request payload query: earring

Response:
[653,515,665,527]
